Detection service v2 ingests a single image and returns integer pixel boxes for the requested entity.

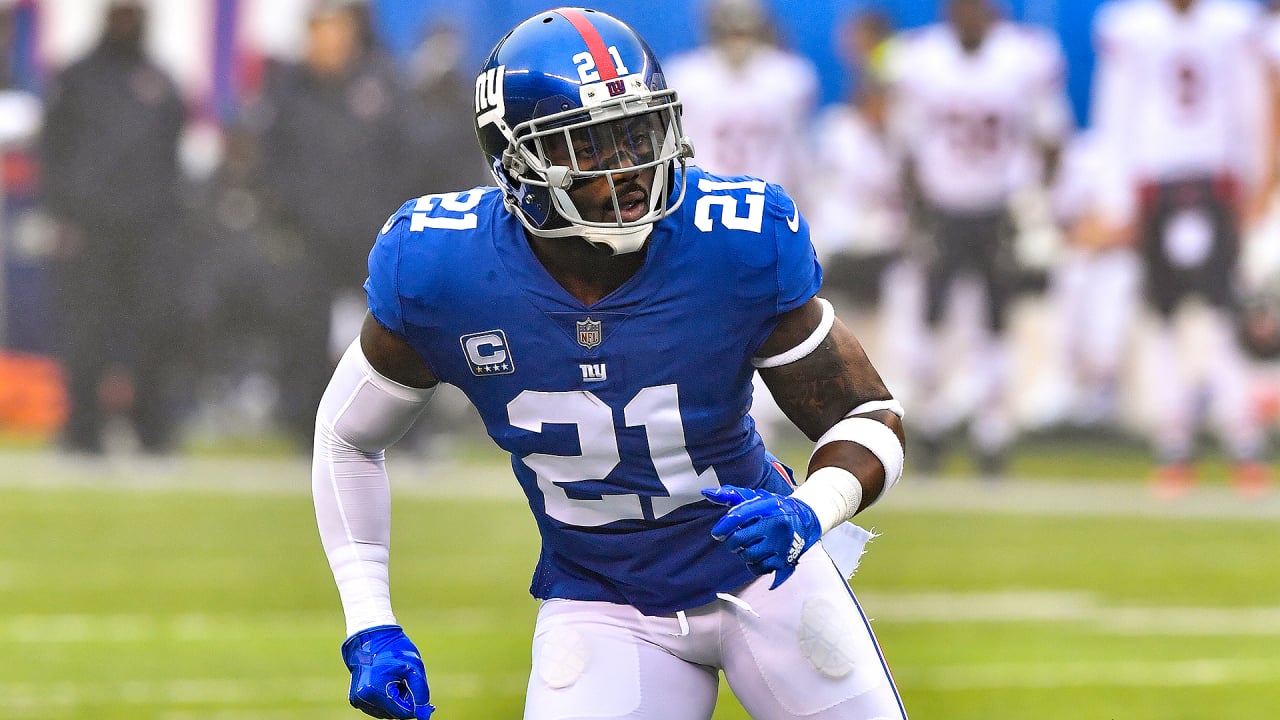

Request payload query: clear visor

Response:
[537,109,670,176]
[504,89,688,244]
[515,90,680,178]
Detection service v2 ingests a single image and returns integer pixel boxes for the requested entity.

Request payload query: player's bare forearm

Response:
[758,300,905,511]
[757,301,899,440]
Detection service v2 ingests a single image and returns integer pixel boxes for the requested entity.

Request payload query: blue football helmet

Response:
[475,7,693,254]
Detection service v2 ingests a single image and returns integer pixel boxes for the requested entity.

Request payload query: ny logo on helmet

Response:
[475,65,506,128]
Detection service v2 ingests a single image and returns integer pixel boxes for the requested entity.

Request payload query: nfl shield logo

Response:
[576,318,602,349]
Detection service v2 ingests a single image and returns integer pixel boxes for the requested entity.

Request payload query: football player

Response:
[889,0,1073,474]
[1092,0,1273,496]
[663,0,822,446]
[1040,129,1141,428]
[808,15,924,415]
[313,7,908,720]
[663,0,819,195]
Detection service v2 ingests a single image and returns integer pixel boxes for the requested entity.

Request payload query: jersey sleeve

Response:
[363,201,415,337]
[770,182,823,315]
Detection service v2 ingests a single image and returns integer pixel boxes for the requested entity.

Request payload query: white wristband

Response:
[792,466,863,534]
[752,298,834,368]
[809,416,906,497]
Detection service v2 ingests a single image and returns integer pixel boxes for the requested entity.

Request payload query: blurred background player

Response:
[665,0,821,446]
[1091,0,1273,497]
[890,0,1073,475]
[843,6,899,83]
[1040,129,1142,429]
[1239,0,1280,441]
[808,9,923,410]
[39,0,189,454]
[665,0,819,196]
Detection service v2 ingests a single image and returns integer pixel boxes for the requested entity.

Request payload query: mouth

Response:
[610,186,649,223]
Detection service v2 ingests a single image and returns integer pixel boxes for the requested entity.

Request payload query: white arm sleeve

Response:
[313,339,435,637]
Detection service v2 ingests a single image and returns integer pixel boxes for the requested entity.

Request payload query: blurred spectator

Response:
[245,0,423,450]
[179,123,287,441]
[1091,0,1272,496]
[0,4,40,148]
[404,19,490,194]
[0,2,12,89]
[809,12,924,410]
[890,0,1073,475]
[664,0,819,196]
[39,0,188,454]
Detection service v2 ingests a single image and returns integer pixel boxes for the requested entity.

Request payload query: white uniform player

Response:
[1092,0,1272,496]
[890,0,1072,474]
[664,0,819,196]
[1240,1,1280,449]
[1043,130,1142,427]
[664,0,820,445]
[809,81,924,413]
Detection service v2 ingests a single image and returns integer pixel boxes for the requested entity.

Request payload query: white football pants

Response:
[523,543,907,720]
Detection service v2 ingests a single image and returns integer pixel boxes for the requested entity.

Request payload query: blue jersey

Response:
[365,166,822,615]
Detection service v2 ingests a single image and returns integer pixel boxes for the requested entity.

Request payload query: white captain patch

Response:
[460,329,515,376]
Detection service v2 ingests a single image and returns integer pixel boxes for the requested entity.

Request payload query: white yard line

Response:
[858,590,1280,636]
[0,451,518,500]
[6,593,1279,646]
[3,449,1278,518]
[915,657,1280,690]
[0,673,526,715]
[1,594,1277,713]
[0,659,1273,713]
[884,476,1280,520]
[0,608,513,644]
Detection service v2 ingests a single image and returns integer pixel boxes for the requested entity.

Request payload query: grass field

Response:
[1,446,1277,719]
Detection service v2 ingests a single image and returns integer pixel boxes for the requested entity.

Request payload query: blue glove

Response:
[340,625,435,719]
[702,485,822,589]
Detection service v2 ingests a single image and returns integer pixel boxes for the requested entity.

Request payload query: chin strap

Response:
[580,224,654,254]
[506,206,655,255]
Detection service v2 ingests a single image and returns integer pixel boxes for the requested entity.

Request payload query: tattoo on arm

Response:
[759,315,892,441]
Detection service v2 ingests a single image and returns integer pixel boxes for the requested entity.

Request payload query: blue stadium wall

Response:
[367,0,1124,128]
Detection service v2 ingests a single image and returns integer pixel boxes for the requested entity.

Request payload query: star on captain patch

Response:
[576,317,602,349]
